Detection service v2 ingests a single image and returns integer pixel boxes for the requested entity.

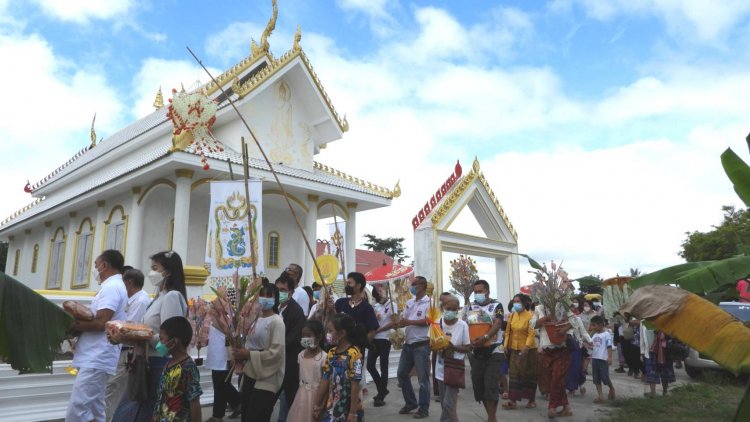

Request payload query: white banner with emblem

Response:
[205,180,264,285]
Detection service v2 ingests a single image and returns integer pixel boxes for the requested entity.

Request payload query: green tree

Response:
[363,234,409,263]
[679,206,750,262]
[0,241,7,273]
[577,274,603,295]
[449,255,479,306]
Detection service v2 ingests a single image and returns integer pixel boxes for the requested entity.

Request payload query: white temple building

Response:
[0,23,399,298]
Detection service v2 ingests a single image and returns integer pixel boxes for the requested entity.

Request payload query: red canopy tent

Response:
[364,264,414,283]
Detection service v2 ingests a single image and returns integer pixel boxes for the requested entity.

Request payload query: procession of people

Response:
[58,248,683,422]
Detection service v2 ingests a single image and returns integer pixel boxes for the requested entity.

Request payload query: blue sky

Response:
[2,0,750,280]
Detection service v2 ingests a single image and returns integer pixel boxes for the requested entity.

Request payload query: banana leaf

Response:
[0,271,73,373]
[516,253,544,271]
[629,255,750,301]
[721,146,750,207]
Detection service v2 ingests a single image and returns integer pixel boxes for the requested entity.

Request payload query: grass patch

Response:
[605,382,745,422]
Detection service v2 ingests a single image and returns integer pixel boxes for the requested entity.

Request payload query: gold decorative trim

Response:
[317,199,349,220]
[8,235,14,241]
[12,249,19,276]
[76,217,94,235]
[24,229,31,235]
[35,289,97,297]
[313,161,397,199]
[97,200,106,208]
[191,178,213,191]
[0,197,44,227]
[175,169,195,179]
[153,87,164,110]
[69,211,77,218]
[346,202,358,209]
[262,189,309,213]
[168,218,174,250]
[429,158,518,242]
[44,221,52,227]
[104,205,126,225]
[184,265,209,286]
[307,194,319,202]
[138,179,176,205]
[132,186,142,195]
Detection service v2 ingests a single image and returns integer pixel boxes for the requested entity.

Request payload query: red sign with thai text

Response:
[412,160,463,230]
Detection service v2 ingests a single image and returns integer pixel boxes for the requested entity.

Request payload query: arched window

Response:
[12,249,20,276]
[104,206,127,253]
[31,244,39,273]
[47,227,66,289]
[268,231,280,268]
[71,218,95,289]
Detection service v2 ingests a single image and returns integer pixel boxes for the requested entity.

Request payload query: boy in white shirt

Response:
[435,295,470,422]
[590,316,615,403]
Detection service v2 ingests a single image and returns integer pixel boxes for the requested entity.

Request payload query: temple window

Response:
[268,231,280,268]
[12,249,20,276]
[47,227,66,289]
[71,218,95,289]
[31,244,39,273]
[104,206,127,253]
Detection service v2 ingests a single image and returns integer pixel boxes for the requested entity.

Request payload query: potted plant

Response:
[528,259,574,345]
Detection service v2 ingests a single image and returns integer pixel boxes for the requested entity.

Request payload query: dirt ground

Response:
[201,364,693,421]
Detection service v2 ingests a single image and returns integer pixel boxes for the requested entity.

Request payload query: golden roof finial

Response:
[90,113,97,148]
[252,0,278,58]
[293,24,302,52]
[472,156,480,172]
[392,180,401,198]
[153,87,164,109]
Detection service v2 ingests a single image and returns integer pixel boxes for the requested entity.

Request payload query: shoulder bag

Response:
[127,341,150,401]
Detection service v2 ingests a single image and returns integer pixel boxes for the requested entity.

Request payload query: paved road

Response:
[202,365,692,421]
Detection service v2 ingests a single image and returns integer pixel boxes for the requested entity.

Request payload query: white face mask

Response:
[91,265,102,284]
[148,270,164,286]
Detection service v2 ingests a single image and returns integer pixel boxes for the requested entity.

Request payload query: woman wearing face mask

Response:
[367,283,398,407]
[502,294,537,410]
[112,250,188,422]
[231,283,286,422]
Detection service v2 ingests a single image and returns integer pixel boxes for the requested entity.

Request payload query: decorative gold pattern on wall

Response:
[430,158,518,242]
[313,162,398,199]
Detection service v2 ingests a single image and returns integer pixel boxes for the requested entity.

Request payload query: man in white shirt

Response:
[104,268,151,421]
[284,263,310,317]
[395,276,431,419]
[66,250,128,422]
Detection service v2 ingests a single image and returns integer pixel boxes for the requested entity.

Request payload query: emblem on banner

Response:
[213,192,259,270]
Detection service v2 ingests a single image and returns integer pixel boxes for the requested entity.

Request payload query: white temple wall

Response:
[212,77,316,172]
[261,204,304,282]
[140,185,176,272]
[186,195,209,268]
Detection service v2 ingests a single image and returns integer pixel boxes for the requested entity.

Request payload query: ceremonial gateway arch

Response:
[413,159,520,307]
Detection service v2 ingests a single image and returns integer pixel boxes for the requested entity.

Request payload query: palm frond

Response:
[0,271,73,373]
[629,255,750,300]
[620,285,750,375]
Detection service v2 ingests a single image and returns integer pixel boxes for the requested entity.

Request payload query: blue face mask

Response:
[474,293,486,303]
[443,310,458,321]
[410,286,417,296]
[155,340,171,357]
[278,292,289,303]
[313,290,321,300]
[513,303,523,312]
[259,297,275,310]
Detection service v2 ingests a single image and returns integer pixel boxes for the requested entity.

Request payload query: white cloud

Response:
[555,0,750,43]
[0,30,123,221]
[205,22,265,66]
[337,0,391,19]
[130,58,221,119]
[29,0,135,23]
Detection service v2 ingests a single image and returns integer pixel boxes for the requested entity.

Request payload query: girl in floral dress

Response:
[313,314,369,422]
[288,320,326,422]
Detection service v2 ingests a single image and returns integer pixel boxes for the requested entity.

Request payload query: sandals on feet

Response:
[501,402,517,410]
